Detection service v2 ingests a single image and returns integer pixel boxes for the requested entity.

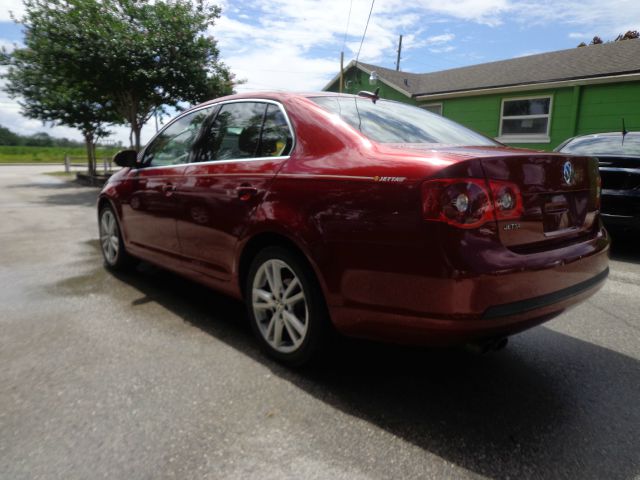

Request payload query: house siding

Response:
[577,81,640,135]
[325,67,640,151]
[326,68,412,103]
[439,89,576,150]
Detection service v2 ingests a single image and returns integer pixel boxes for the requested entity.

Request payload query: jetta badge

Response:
[562,161,575,185]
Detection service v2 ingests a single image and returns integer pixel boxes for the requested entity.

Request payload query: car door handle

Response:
[236,184,258,200]
[162,183,176,195]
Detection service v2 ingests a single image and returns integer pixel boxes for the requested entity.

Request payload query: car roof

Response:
[570,131,640,139]
[201,91,353,104]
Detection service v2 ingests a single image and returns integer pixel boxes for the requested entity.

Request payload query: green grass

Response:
[0,146,119,163]
[44,171,78,178]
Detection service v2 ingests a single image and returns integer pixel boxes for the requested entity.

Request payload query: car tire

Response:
[246,246,330,367]
[98,205,135,271]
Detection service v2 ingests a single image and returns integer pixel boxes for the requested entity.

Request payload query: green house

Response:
[323,39,640,151]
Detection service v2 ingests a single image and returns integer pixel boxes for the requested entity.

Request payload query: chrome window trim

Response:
[137,98,296,169]
[139,155,291,172]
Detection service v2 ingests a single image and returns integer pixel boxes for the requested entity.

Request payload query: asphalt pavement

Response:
[1,165,639,480]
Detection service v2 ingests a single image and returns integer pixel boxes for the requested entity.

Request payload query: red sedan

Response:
[98,92,609,365]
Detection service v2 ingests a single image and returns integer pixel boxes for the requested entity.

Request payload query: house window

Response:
[498,96,552,143]
[420,103,442,116]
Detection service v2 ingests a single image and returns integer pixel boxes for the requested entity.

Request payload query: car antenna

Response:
[622,117,628,146]
[357,87,380,103]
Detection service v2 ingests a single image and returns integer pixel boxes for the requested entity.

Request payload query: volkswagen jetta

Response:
[98,92,609,365]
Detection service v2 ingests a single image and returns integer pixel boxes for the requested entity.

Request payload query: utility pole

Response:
[395,34,403,71]
[340,52,344,93]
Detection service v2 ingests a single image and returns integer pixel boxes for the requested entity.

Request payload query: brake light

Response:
[489,180,524,221]
[421,178,523,229]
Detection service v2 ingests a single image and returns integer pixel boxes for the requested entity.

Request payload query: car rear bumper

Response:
[329,227,610,345]
[601,190,640,230]
[601,213,640,231]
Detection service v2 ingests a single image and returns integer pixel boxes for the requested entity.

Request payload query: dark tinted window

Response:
[260,104,293,156]
[311,96,496,146]
[502,118,548,135]
[192,102,293,162]
[560,134,640,156]
[503,98,550,116]
[205,102,267,161]
[143,107,214,167]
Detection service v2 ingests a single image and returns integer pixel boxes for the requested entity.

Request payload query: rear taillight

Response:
[421,178,523,229]
[489,180,524,221]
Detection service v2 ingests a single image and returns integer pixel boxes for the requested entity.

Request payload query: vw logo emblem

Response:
[562,161,575,185]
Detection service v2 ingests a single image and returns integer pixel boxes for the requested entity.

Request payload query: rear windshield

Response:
[560,134,640,156]
[311,96,498,146]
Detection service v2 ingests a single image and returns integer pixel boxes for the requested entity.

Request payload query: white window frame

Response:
[419,103,443,116]
[496,95,552,143]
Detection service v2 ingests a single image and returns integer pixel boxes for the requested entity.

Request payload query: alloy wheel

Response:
[252,259,309,354]
[100,209,120,265]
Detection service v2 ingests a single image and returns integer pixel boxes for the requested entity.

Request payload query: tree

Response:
[0,125,21,146]
[3,43,117,174]
[87,0,236,149]
[614,30,639,41]
[2,1,121,174]
[3,0,236,168]
[577,30,639,47]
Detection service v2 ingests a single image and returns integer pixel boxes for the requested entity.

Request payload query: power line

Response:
[341,0,354,52]
[355,0,376,66]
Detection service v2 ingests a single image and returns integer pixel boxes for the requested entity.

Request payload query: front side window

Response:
[142,107,214,167]
[311,96,496,146]
[498,96,551,142]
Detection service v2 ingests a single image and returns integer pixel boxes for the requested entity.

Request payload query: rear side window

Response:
[311,96,496,146]
[193,102,293,162]
[261,104,293,157]
[211,102,267,160]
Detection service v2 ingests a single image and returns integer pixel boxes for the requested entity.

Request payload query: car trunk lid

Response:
[480,153,600,250]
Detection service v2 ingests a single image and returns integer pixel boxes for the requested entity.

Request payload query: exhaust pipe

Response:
[465,337,509,354]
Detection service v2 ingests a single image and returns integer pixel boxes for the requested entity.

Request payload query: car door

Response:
[176,101,294,281]
[120,106,215,255]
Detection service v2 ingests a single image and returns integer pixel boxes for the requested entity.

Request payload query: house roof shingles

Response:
[353,39,640,97]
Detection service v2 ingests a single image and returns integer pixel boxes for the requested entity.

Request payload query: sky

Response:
[0,0,639,145]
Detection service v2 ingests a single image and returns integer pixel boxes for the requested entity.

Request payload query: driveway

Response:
[1,165,639,479]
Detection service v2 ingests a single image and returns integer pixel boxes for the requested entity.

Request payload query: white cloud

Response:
[429,45,456,53]
[426,34,456,45]
[514,49,543,57]
[0,74,153,145]
[3,0,639,141]
[514,0,640,37]
[213,0,459,91]
[409,0,511,26]
[0,1,24,22]
[0,38,20,52]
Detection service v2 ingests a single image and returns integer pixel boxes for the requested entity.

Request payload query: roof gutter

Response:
[414,72,640,101]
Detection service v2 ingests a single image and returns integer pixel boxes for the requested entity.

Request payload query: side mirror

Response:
[113,149,138,168]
